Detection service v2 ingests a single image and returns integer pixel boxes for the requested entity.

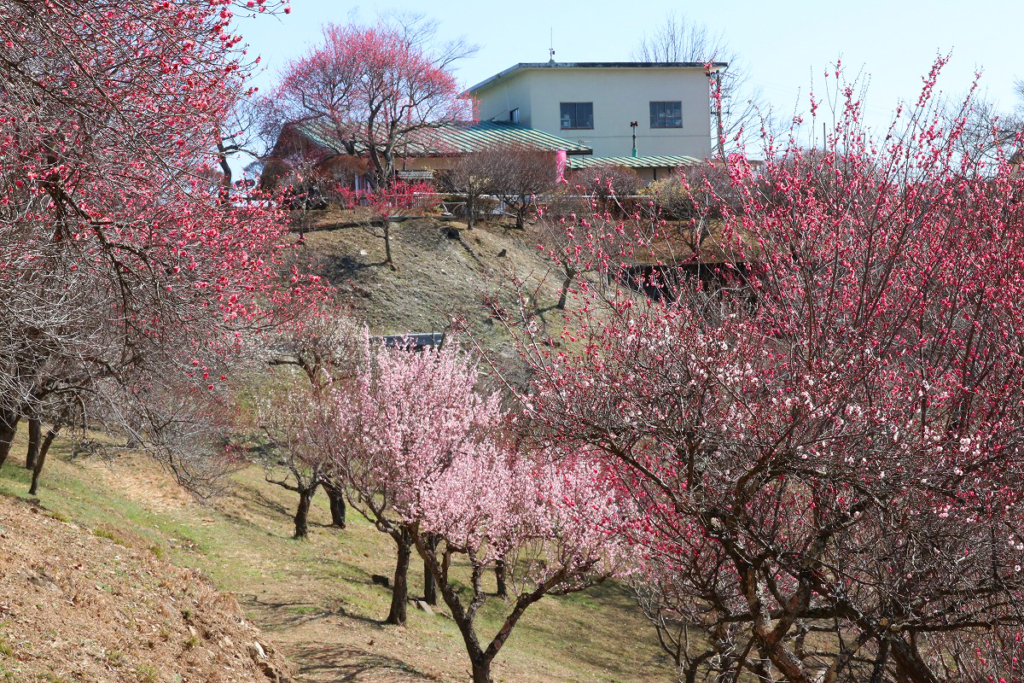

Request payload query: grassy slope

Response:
[0,438,675,682]
[0,472,292,683]
[299,210,578,358]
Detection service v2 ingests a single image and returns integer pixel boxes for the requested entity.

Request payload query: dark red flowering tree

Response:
[0,0,314,479]
[262,21,472,188]
[506,61,1024,682]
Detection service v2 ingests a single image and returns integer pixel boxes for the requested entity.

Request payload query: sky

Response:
[235,0,1024,152]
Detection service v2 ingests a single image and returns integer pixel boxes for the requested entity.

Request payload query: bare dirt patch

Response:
[0,494,291,683]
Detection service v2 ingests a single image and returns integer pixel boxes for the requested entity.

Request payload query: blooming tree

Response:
[0,0,314,481]
[318,332,629,678]
[322,335,502,626]
[505,61,1024,682]
[262,21,472,188]
[409,449,630,683]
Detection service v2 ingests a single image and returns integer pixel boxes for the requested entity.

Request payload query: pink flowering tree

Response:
[322,335,502,626]
[502,60,1024,682]
[319,330,631,678]
[408,449,630,683]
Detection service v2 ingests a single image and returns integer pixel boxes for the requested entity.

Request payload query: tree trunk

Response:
[557,271,576,311]
[423,533,439,605]
[514,207,526,230]
[217,145,233,206]
[423,559,437,605]
[25,417,40,470]
[0,410,20,470]
[383,221,396,270]
[494,559,507,598]
[466,196,474,230]
[386,528,412,626]
[471,657,493,683]
[323,482,346,528]
[293,484,317,539]
[29,425,59,496]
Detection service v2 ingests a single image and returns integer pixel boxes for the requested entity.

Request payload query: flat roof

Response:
[466,61,729,95]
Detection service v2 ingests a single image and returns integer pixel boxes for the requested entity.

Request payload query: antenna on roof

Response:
[548,28,556,64]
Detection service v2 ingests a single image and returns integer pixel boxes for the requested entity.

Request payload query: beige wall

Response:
[474,66,713,159]
[402,157,455,173]
[408,158,676,186]
[474,74,535,126]
[566,166,674,185]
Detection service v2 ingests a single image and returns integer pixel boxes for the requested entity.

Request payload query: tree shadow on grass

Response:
[288,641,436,682]
[243,593,387,631]
[218,480,293,527]
[522,581,674,677]
[242,596,439,682]
[318,254,381,282]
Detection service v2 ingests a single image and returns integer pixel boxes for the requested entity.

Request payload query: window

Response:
[560,102,593,130]
[650,101,682,128]
[509,108,519,124]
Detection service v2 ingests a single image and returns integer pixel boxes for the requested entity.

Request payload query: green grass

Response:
[134,665,158,683]
[0,431,678,683]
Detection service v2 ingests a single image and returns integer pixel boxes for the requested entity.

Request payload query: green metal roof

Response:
[566,154,700,170]
[293,120,592,157]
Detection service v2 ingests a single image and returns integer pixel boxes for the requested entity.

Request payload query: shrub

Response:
[583,166,644,206]
[647,174,693,220]
[649,162,744,221]
[541,184,595,221]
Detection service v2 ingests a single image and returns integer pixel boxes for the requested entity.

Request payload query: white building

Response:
[466,62,726,161]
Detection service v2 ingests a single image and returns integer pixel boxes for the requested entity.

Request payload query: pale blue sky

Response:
[237,0,1022,148]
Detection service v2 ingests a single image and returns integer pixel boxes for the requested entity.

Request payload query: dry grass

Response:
[0,454,291,683]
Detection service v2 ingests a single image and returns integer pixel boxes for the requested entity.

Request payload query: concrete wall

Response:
[566,166,675,185]
[474,75,535,127]
[474,66,712,159]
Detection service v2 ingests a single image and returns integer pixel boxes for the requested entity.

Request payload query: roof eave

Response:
[462,62,530,98]
[464,61,731,96]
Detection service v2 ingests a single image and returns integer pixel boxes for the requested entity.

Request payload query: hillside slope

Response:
[0,211,680,682]
[300,211,573,349]
[0,492,292,683]
[0,433,677,682]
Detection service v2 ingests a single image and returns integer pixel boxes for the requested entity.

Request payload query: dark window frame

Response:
[560,102,594,130]
[650,101,683,129]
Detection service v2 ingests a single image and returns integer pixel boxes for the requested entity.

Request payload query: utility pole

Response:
[714,70,725,160]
